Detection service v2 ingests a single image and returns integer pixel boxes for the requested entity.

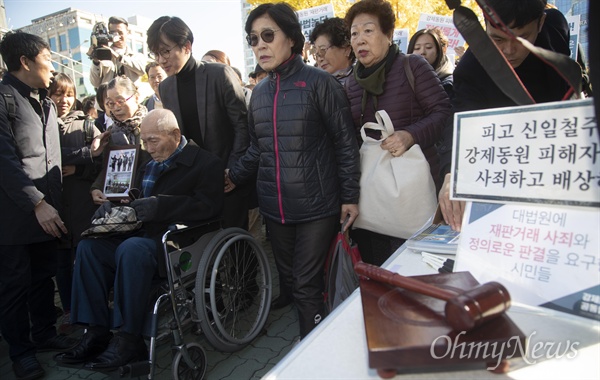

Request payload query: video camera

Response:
[89,22,117,61]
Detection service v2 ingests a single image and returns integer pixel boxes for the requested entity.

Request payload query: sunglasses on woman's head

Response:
[246,29,280,47]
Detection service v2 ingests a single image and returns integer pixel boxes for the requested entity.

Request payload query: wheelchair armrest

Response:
[162,218,223,244]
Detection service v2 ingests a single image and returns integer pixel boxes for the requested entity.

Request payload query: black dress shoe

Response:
[86,332,147,370]
[12,355,44,380]
[271,295,293,310]
[35,334,78,352]
[55,330,112,364]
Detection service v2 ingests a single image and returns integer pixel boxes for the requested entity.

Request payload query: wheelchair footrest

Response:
[119,361,150,378]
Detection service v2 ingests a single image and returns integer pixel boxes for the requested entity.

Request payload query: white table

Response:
[263,246,600,380]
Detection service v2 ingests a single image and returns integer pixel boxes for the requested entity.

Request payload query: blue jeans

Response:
[70,235,158,335]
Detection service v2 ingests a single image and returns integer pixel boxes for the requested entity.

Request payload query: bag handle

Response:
[360,110,395,143]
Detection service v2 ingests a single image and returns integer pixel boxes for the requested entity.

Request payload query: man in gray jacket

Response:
[0,31,79,380]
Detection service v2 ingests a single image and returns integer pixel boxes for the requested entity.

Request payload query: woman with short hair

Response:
[90,75,148,204]
[225,3,361,339]
[309,17,355,85]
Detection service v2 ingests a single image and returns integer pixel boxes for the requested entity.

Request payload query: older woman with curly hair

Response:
[344,0,452,266]
[309,17,355,85]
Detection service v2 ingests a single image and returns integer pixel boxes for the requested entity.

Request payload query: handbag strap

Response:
[360,110,395,142]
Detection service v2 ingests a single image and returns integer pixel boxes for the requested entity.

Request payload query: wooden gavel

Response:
[355,262,511,332]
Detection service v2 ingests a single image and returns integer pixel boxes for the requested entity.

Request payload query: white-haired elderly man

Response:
[56,109,224,370]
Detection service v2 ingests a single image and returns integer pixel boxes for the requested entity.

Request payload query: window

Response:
[49,37,57,52]
[59,34,67,51]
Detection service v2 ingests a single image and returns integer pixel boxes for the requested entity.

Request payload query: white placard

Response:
[451,99,599,207]
[455,201,600,320]
[297,3,335,41]
[417,13,465,50]
[566,14,581,62]
[393,28,409,52]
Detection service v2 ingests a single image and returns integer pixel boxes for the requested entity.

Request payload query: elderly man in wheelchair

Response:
[55,108,225,370]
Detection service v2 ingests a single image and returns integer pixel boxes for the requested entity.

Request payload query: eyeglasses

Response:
[148,44,177,60]
[246,29,280,47]
[315,45,332,58]
[105,93,135,109]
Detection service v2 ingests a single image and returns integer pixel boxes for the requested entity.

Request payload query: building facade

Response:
[549,0,589,63]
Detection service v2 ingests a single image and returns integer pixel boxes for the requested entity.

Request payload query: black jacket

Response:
[134,142,224,239]
[228,55,360,224]
[0,74,62,245]
[159,59,248,169]
[438,8,572,178]
[134,142,224,277]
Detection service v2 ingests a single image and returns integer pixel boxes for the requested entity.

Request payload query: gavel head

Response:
[444,282,511,331]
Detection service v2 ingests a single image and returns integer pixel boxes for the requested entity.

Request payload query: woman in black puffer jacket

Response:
[226,3,360,339]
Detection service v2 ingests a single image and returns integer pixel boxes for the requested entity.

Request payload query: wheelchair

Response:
[120,220,272,379]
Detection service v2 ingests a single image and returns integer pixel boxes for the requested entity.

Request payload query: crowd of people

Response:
[0,0,586,379]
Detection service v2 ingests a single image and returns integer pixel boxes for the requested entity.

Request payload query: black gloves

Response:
[92,201,113,220]
[131,197,158,222]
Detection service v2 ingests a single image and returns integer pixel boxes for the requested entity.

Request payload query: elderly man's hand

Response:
[131,197,158,222]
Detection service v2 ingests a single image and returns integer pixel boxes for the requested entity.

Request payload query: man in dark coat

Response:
[0,31,78,380]
[146,16,250,230]
[55,109,224,370]
[437,0,573,231]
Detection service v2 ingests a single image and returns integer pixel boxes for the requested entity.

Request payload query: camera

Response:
[89,22,116,61]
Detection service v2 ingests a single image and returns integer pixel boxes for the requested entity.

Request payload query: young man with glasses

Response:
[146,16,251,231]
[89,16,146,89]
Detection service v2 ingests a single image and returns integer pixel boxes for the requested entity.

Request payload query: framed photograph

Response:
[102,145,139,201]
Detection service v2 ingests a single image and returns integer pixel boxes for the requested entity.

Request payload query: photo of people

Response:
[103,147,137,198]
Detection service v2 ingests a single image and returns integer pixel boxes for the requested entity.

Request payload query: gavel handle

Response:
[355,262,456,301]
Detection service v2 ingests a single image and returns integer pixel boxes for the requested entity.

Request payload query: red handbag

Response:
[324,219,362,313]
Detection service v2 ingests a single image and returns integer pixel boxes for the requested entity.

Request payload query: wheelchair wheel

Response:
[195,228,272,352]
[172,343,207,380]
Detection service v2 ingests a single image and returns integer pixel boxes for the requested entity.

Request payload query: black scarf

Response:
[354,44,399,124]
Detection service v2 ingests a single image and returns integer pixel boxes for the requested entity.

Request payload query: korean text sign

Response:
[455,202,599,320]
[451,99,599,207]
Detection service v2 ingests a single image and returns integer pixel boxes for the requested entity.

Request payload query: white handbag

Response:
[353,110,437,239]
